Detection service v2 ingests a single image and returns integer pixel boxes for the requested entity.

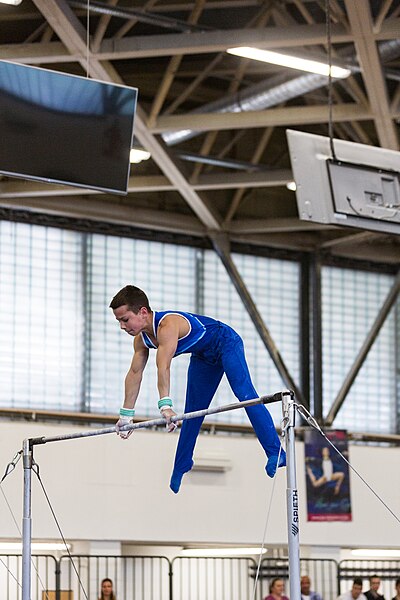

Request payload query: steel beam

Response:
[153,104,375,133]
[344,0,399,150]
[210,232,305,405]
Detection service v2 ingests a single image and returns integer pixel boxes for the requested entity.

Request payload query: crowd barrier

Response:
[1,554,399,600]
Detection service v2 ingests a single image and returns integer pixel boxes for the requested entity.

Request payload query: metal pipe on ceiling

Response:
[68,0,209,32]
[67,3,400,167]
[162,39,400,146]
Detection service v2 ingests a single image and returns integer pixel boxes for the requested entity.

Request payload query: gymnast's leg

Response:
[221,332,286,477]
[170,356,224,493]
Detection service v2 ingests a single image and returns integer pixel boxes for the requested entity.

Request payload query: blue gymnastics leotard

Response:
[142,310,286,493]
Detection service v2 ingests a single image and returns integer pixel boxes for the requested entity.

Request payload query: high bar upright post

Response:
[282,391,301,600]
[22,438,32,600]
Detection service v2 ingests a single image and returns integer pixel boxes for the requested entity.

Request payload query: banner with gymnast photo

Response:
[304,429,352,522]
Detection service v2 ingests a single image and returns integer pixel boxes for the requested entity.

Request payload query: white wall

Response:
[0,421,399,552]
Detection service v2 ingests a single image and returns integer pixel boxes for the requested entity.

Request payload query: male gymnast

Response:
[110,285,286,493]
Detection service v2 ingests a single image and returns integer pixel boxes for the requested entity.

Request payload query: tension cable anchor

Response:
[1,449,23,484]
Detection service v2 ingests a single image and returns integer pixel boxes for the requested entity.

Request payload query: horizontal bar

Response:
[4,408,400,444]
[29,391,289,447]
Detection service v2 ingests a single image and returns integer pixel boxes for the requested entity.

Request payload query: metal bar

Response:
[68,0,207,33]
[22,439,32,600]
[55,558,61,600]
[29,392,286,447]
[325,269,400,427]
[210,232,306,406]
[81,233,91,413]
[3,407,400,443]
[283,393,301,600]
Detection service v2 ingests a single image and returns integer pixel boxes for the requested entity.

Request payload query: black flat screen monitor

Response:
[0,60,138,195]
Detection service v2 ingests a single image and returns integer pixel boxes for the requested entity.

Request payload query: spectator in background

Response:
[338,578,367,600]
[365,575,385,600]
[98,578,116,600]
[265,577,290,600]
[301,575,323,600]
[392,578,400,600]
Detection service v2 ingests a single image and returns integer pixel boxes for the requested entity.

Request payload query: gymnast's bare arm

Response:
[123,334,149,409]
[155,315,189,427]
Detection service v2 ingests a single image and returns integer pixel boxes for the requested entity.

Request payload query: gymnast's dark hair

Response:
[109,285,151,313]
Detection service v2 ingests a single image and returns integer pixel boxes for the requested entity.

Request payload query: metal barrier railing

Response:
[59,555,171,600]
[0,555,58,600]
[2,554,400,600]
[171,556,259,600]
[338,559,400,598]
[257,557,339,600]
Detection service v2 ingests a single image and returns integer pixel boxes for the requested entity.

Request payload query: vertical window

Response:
[85,235,197,416]
[322,267,396,433]
[202,250,300,424]
[0,221,83,410]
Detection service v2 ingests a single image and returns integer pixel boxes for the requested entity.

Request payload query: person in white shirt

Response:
[338,578,368,600]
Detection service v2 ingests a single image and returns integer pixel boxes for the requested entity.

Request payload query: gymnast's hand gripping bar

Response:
[28,391,293,447]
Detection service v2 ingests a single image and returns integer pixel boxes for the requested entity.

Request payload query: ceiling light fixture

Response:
[227,47,351,79]
[130,148,151,164]
[181,547,267,557]
[0,0,23,5]
[351,549,400,558]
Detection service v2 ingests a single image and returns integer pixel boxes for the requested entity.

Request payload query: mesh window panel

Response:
[322,267,396,433]
[85,235,197,416]
[202,250,300,425]
[1,218,397,437]
[0,221,84,410]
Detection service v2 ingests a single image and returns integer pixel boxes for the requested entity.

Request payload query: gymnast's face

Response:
[113,304,148,336]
